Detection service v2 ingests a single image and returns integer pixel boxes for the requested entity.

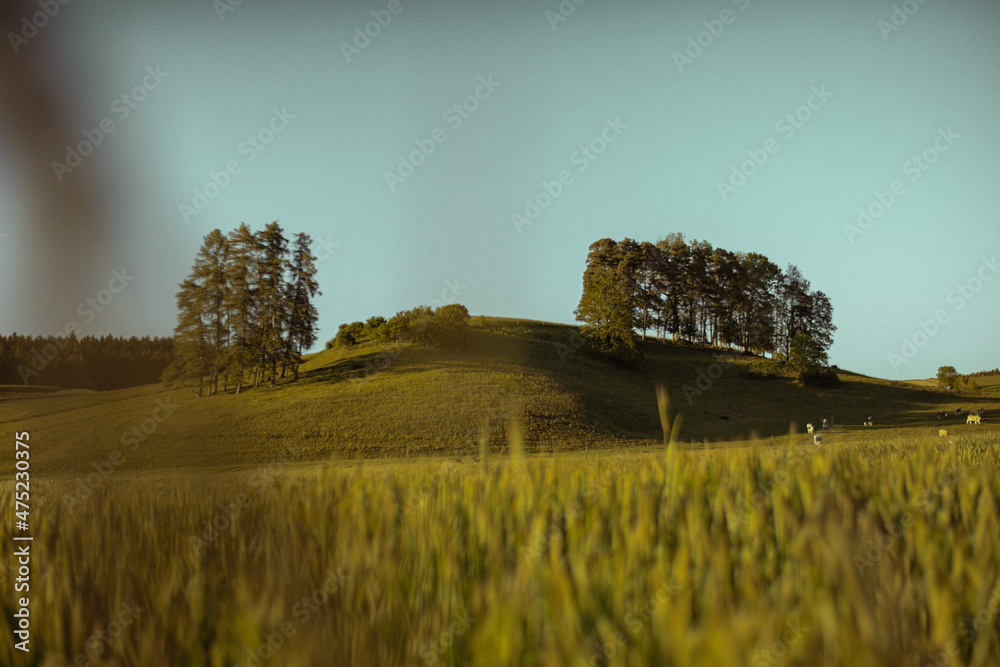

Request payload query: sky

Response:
[0,0,997,381]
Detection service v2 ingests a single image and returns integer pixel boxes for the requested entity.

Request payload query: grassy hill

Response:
[906,373,1000,397]
[3,317,997,476]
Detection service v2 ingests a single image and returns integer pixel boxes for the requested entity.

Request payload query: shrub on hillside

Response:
[364,305,471,346]
[364,316,387,341]
[433,304,470,344]
[333,321,365,347]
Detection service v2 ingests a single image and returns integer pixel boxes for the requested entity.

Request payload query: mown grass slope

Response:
[2,317,996,476]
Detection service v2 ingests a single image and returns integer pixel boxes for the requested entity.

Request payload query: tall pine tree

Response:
[286,232,321,380]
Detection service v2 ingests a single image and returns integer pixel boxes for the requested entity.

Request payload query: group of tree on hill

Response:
[164,222,320,397]
[937,365,989,393]
[0,334,172,390]
[575,235,836,369]
[330,304,471,348]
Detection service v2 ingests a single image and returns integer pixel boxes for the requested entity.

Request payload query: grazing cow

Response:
[806,423,814,435]
[937,411,946,420]
[939,429,948,437]
[864,417,873,426]
[967,415,981,425]
[813,434,822,445]
[956,407,962,416]
[979,407,985,417]
[822,418,829,429]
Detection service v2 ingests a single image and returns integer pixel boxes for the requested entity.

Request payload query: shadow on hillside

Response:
[297,351,393,386]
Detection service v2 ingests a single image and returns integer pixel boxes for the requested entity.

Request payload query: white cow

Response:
[813,434,822,445]
[967,415,981,425]
[939,429,948,437]
[822,418,829,429]
[806,423,814,435]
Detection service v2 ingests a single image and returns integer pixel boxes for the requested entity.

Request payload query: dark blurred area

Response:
[1,0,111,333]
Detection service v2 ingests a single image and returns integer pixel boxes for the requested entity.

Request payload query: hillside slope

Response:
[3,317,997,475]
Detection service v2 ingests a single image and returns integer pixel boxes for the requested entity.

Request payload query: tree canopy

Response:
[575,235,836,363]
[165,222,321,396]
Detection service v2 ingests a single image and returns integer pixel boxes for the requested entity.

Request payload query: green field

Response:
[2,318,999,665]
[2,318,996,478]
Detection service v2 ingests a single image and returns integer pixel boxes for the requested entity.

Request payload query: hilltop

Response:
[3,317,997,476]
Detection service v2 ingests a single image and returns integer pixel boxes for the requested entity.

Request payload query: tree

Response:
[789,332,840,387]
[789,332,826,375]
[193,229,230,395]
[654,234,689,342]
[286,233,321,380]
[165,278,211,396]
[937,365,958,388]
[433,304,470,345]
[575,239,640,360]
[165,221,321,396]
[256,222,289,386]
[777,264,811,358]
[225,223,262,394]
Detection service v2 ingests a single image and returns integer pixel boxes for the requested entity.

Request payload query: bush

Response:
[334,321,365,347]
[364,316,388,341]
[433,304,470,345]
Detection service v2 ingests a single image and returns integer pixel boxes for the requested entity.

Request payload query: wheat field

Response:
[3,426,999,666]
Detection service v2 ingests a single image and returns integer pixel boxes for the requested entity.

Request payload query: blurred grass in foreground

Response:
[2,430,1000,666]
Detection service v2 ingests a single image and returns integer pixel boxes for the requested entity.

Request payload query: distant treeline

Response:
[0,334,172,390]
[165,222,320,397]
[967,368,1000,377]
[576,235,836,362]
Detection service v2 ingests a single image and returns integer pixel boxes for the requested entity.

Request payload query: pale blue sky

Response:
[1,0,998,380]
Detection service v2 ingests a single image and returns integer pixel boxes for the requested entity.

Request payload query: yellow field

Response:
[3,426,999,666]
